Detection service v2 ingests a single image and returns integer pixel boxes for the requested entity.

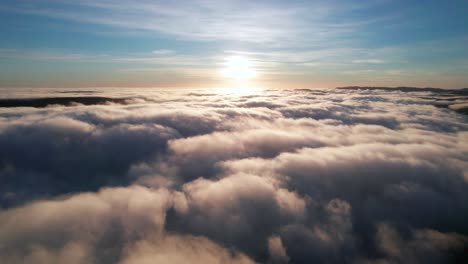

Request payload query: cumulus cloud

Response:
[0,185,254,264]
[0,115,179,207]
[0,87,467,263]
[367,223,468,264]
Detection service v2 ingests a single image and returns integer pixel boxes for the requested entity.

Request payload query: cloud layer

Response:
[0,87,467,263]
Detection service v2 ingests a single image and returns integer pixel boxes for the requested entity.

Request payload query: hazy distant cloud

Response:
[0,88,467,263]
[152,49,175,55]
[352,59,385,64]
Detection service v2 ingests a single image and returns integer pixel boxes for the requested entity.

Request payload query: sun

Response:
[221,56,256,79]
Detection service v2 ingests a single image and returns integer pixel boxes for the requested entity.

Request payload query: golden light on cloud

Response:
[221,56,256,79]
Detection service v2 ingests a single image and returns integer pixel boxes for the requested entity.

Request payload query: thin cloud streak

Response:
[2,0,396,46]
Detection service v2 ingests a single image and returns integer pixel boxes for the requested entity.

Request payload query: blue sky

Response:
[0,0,467,88]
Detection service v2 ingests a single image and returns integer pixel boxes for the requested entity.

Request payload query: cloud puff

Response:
[367,223,468,264]
[0,87,467,263]
[0,115,179,207]
[0,185,254,264]
[268,235,290,263]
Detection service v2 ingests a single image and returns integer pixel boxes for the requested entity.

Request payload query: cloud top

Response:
[0,87,467,263]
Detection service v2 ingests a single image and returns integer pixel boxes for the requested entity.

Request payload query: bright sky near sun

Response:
[0,0,467,88]
[222,56,256,79]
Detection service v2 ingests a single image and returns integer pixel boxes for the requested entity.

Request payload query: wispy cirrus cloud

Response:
[1,0,395,46]
[1,1,468,87]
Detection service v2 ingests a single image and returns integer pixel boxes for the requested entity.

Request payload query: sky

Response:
[0,0,467,89]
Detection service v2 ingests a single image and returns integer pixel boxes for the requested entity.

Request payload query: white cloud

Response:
[0,87,467,263]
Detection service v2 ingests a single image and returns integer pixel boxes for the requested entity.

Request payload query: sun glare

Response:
[222,56,256,79]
